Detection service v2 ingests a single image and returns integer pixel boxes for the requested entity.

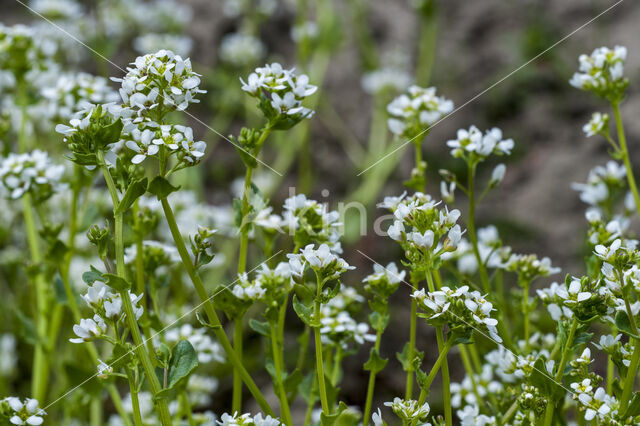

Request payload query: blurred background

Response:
[2,0,639,421]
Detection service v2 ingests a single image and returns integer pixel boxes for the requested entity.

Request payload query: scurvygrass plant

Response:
[3,2,640,425]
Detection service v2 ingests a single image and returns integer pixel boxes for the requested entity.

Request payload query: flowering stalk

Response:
[270,323,293,425]
[97,151,173,426]
[159,197,275,416]
[362,328,383,424]
[425,271,452,426]
[413,335,454,426]
[467,162,491,293]
[405,283,418,400]
[233,126,272,411]
[542,318,578,426]
[125,368,143,426]
[313,272,331,416]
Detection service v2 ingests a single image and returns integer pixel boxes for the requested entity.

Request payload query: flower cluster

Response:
[280,193,342,251]
[572,161,627,210]
[0,397,46,426]
[502,253,561,283]
[124,123,205,165]
[537,276,609,322]
[570,45,628,100]
[387,85,453,139]
[217,412,280,426]
[0,150,65,201]
[288,243,354,281]
[446,126,514,162]
[113,49,204,114]
[383,397,430,424]
[70,281,144,343]
[412,285,502,343]
[0,23,56,88]
[42,72,119,120]
[380,192,464,267]
[319,287,376,347]
[219,32,265,67]
[571,380,619,422]
[240,62,317,127]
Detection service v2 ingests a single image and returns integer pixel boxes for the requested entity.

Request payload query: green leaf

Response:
[115,178,148,214]
[298,373,315,404]
[195,310,221,330]
[82,265,105,285]
[320,401,349,426]
[106,342,135,370]
[396,342,424,372]
[284,368,303,402]
[615,310,640,339]
[164,340,199,390]
[234,145,258,169]
[54,275,68,304]
[147,176,180,199]
[293,295,317,327]
[623,391,640,417]
[249,319,270,337]
[96,118,123,149]
[293,283,314,303]
[47,239,69,264]
[103,273,131,291]
[14,308,39,346]
[529,357,564,401]
[363,348,388,374]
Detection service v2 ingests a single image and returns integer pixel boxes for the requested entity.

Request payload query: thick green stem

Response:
[413,335,454,426]
[467,163,491,293]
[98,155,172,426]
[180,391,196,426]
[362,330,383,425]
[126,369,144,426]
[612,102,640,223]
[405,297,418,400]
[232,315,244,413]
[271,323,293,425]
[620,296,640,413]
[313,273,330,415]
[543,318,578,426]
[160,197,274,416]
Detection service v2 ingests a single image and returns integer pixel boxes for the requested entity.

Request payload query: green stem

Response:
[126,368,144,426]
[331,345,342,386]
[233,127,272,411]
[271,323,293,425]
[313,278,331,416]
[180,391,196,426]
[405,297,418,400]
[543,318,578,426]
[424,271,451,426]
[133,201,155,356]
[25,193,49,402]
[415,0,438,86]
[160,197,274,416]
[522,279,531,350]
[98,154,172,426]
[620,298,640,413]
[362,330,383,426]
[413,335,454,426]
[612,102,640,223]
[90,398,102,426]
[501,399,518,424]
[467,163,491,293]
[232,314,244,413]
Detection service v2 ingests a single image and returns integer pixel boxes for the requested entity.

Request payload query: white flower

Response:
[3,397,46,426]
[387,85,453,137]
[583,112,609,137]
[447,126,513,159]
[97,359,113,379]
[440,181,456,203]
[70,315,106,343]
[364,262,406,285]
[490,163,506,185]
[570,45,628,97]
[408,230,434,248]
